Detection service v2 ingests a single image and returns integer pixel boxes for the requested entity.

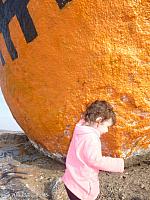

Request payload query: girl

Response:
[62,100,124,200]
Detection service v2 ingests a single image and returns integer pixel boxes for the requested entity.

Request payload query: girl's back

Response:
[62,100,124,200]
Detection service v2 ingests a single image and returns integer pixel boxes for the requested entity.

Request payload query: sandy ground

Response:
[0,131,150,200]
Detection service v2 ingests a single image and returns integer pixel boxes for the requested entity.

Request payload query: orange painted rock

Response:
[0,0,150,158]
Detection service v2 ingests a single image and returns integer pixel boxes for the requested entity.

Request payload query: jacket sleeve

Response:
[83,137,124,173]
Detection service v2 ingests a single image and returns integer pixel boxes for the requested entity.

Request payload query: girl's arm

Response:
[83,138,124,173]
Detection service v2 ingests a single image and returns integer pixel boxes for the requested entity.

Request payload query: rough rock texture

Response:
[0,0,150,157]
[0,131,150,200]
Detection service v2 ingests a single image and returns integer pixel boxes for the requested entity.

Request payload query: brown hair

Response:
[82,100,116,125]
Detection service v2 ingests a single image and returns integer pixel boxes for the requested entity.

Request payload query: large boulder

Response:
[0,0,149,158]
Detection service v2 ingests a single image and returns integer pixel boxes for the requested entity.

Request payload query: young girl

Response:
[62,100,124,200]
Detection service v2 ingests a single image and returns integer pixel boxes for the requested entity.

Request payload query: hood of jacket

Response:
[74,120,100,138]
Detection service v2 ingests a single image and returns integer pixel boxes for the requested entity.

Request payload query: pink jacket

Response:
[62,121,124,200]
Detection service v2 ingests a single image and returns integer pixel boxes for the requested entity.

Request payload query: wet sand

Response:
[0,131,150,200]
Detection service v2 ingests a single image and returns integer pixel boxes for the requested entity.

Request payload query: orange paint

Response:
[0,0,149,157]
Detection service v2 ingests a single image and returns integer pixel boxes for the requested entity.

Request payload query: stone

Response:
[0,0,150,158]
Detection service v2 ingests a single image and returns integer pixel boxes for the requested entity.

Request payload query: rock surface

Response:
[0,131,150,200]
[0,0,150,156]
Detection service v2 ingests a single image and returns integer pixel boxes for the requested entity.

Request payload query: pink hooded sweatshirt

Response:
[62,121,124,200]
